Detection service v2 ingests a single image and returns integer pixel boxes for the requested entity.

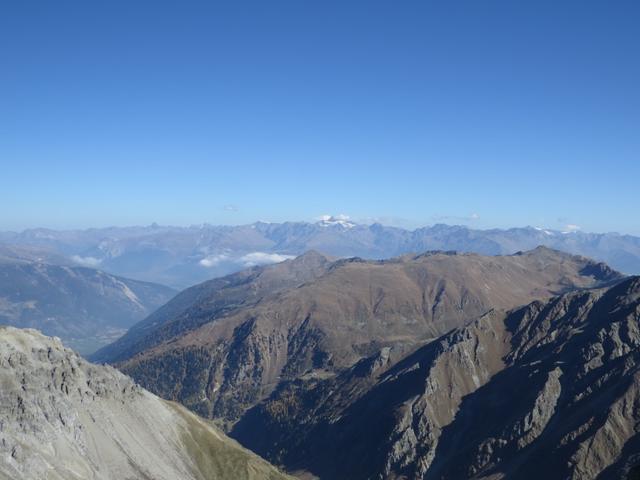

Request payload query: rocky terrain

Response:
[0,253,175,354]
[104,247,621,430]
[2,221,639,288]
[0,326,291,480]
[8,245,638,480]
[229,275,640,480]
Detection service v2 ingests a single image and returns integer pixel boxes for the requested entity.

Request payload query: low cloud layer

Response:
[199,251,295,269]
[71,255,102,267]
[239,252,295,267]
[199,254,230,267]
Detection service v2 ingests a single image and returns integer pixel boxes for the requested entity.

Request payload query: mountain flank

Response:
[0,326,291,480]
[104,247,621,431]
[0,253,176,354]
[91,250,333,363]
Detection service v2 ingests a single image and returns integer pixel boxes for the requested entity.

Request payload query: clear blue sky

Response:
[1,1,639,233]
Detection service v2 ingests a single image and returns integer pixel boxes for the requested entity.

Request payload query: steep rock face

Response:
[0,256,175,354]
[429,277,640,480]
[232,311,511,479]
[231,277,640,480]
[0,327,291,480]
[114,248,621,426]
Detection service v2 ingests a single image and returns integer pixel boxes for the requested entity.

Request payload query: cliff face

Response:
[231,277,640,480]
[0,327,291,480]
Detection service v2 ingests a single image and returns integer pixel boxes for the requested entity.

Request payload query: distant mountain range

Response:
[0,326,291,480]
[2,220,640,288]
[0,246,176,354]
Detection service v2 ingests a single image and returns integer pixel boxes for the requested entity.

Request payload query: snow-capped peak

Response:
[316,214,356,229]
[534,227,555,236]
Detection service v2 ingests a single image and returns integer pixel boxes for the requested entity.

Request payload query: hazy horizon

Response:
[2,216,639,237]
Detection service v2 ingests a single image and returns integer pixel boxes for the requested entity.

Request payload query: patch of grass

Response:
[168,402,292,480]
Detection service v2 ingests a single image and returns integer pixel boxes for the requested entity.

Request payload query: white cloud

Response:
[71,255,102,267]
[199,251,294,268]
[239,252,295,267]
[316,213,351,222]
[199,254,230,267]
[223,204,239,212]
[564,224,581,232]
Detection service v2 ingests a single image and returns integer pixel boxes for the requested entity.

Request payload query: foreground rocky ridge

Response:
[110,247,620,429]
[232,277,640,479]
[0,327,291,480]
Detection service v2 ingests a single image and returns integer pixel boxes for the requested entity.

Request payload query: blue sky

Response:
[1,1,639,233]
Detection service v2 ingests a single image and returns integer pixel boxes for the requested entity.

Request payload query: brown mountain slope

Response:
[231,276,640,480]
[116,247,621,426]
[91,250,333,363]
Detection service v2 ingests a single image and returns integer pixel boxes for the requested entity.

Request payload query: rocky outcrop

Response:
[0,326,291,480]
